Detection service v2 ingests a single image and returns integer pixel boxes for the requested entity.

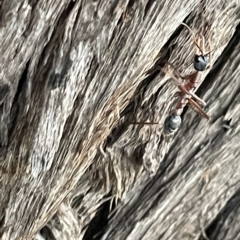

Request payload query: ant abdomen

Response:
[163,115,182,135]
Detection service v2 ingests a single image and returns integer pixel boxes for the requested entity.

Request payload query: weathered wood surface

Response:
[0,0,240,239]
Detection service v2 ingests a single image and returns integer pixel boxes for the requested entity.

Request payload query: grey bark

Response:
[0,0,240,240]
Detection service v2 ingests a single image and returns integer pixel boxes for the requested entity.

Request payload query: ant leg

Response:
[166,62,183,78]
[165,62,190,80]
[189,91,206,106]
[166,62,201,84]
[188,98,210,120]
[206,36,213,69]
[160,67,182,86]
[130,121,158,125]
[162,67,195,95]
[177,84,206,106]
[161,66,204,105]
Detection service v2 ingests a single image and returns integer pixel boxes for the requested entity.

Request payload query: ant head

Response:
[181,23,212,72]
[163,115,181,135]
[194,54,209,72]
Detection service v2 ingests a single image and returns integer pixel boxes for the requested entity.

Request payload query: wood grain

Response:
[0,0,239,239]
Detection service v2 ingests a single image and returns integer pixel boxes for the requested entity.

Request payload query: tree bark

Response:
[0,0,240,239]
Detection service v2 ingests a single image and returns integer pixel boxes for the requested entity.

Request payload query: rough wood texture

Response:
[0,0,240,239]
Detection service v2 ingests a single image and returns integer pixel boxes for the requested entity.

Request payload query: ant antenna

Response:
[181,23,204,55]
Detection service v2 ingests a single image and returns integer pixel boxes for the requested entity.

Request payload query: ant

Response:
[163,23,212,135]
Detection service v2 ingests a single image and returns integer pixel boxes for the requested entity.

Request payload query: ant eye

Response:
[194,55,201,63]
[204,55,209,62]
